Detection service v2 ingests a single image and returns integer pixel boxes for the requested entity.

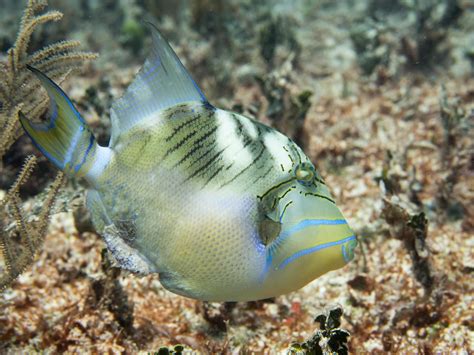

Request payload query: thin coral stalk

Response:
[0,108,22,157]
[5,155,37,198]
[8,192,35,255]
[14,11,64,67]
[0,64,8,101]
[36,172,65,239]
[24,98,49,122]
[36,52,98,72]
[0,217,13,273]
[29,40,81,64]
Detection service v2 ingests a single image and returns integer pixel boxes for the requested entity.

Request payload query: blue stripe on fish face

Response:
[276,218,347,245]
[259,218,349,281]
[278,235,357,270]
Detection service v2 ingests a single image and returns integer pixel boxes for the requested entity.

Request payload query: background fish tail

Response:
[19,66,98,177]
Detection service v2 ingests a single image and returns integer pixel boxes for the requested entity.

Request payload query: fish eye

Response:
[294,162,315,186]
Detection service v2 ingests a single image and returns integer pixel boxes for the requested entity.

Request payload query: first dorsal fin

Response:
[109,22,209,146]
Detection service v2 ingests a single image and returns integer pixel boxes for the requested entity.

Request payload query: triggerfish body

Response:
[20,23,357,301]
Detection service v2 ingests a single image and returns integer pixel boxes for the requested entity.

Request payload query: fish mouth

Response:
[341,235,358,263]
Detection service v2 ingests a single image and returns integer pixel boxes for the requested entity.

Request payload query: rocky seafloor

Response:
[1,0,473,353]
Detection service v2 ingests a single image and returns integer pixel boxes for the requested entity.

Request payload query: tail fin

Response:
[20,66,97,177]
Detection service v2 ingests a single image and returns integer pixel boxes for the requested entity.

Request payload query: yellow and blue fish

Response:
[20,23,357,301]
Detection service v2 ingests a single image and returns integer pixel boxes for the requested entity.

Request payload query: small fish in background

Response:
[20,23,357,302]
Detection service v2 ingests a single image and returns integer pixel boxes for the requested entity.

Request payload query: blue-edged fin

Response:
[19,65,97,177]
[109,22,210,146]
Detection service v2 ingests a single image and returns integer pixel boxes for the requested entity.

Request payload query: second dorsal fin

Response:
[109,22,209,146]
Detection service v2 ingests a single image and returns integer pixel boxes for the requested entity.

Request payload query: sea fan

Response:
[0,0,97,290]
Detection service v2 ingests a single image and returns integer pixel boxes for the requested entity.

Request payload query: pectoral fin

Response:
[259,214,282,246]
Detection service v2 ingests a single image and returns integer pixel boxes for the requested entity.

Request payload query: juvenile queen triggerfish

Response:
[20,24,357,301]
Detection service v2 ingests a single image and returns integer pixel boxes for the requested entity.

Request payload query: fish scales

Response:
[20,23,358,301]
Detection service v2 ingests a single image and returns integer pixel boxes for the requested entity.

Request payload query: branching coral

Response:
[0,157,64,290]
[0,0,97,290]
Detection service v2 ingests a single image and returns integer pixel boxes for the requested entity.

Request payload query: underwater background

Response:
[0,0,473,353]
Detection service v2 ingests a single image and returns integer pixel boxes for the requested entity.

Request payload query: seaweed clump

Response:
[350,0,465,77]
[382,200,433,292]
[88,249,135,337]
[399,0,463,70]
[377,150,435,294]
[256,65,313,149]
[258,15,301,69]
[288,307,350,355]
[436,86,473,227]
[155,344,187,355]
[254,13,312,148]
[0,0,96,291]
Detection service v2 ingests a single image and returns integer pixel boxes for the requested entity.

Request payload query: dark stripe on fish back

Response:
[164,113,202,142]
[232,113,244,135]
[252,164,273,184]
[219,144,267,188]
[186,145,229,181]
[305,192,336,204]
[162,128,199,159]
[173,125,218,168]
[186,141,218,171]
[213,115,277,189]
[162,107,216,164]
[202,165,225,188]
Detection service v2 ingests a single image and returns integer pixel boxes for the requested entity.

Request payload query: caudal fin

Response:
[20,66,97,176]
